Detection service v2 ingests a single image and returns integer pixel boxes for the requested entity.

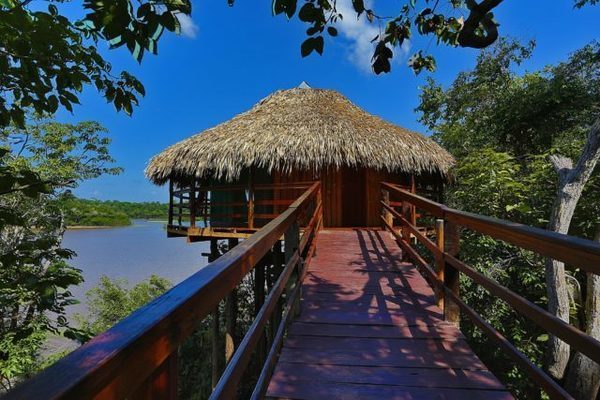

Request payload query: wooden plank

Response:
[267,380,513,400]
[277,347,487,369]
[271,362,505,390]
[287,321,463,339]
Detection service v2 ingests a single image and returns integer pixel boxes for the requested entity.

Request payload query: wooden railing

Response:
[380,182,600,400]
[5,182,323,400]
[168,181,315,231]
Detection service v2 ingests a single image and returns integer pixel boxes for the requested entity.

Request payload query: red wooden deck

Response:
[266,229,513,400]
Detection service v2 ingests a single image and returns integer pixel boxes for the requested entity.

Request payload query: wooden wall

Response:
[211,166,439,228]
[273,167,416,228]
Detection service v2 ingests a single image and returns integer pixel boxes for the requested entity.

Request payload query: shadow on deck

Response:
[267,229,513,400]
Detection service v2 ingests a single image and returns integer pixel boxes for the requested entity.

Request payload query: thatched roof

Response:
[146,87,455,184]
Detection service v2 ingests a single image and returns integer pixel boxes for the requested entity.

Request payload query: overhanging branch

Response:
[458,0,503,49]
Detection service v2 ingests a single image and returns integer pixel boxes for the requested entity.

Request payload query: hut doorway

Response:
[341,166,367,227]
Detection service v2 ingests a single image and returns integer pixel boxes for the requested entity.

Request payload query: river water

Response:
[62,220,209,317]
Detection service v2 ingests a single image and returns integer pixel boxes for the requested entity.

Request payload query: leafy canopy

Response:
[0,0,191,129]
[416,39,600,396]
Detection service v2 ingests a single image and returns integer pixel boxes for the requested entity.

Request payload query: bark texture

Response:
[545,119,600,380]
[564,225,600,400]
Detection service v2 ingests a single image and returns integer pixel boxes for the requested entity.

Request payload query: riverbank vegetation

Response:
[58,195,168,227]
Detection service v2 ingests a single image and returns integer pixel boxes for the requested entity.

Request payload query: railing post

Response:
[225,238,238,366]
[168,180,174,226]
[209,239,222,391]
[400,200,411,260]
[435,219,445,311]
[444,221,461,326]
[270,242,284,344]
[316,185,323,257]
[248,171,255,230]
[284,221,301,317]
[189,179,196,228]
[381,189,393,230]
[410,175,417,230]
[254,255,266,367]
[177,192,183,227]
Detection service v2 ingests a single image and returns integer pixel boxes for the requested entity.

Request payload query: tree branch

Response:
[458,0,503,49]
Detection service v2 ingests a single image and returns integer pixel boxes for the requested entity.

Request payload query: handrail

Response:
[6,182,322,400]
[380,182,600,400]
[382,182,600,274]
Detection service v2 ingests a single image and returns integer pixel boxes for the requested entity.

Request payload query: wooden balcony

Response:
[167,181,316,241]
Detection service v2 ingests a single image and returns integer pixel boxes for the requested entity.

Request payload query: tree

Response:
[417,40,600,398]
[76,275,171,335]
[0,117,121,389]
[545,119,600,386]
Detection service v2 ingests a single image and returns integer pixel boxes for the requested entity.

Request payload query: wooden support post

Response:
[381,189,393,230]
[211,306,221,391]
[168,180,174,226]
[284,222,301,317]
[444,222,461,326]
[435,219,445,310]
[209,239,222,390]
[189,179,196,228]
[315,186,323,257]
[410,175,417,233]
[177,192,183,227]
[270,242,284,345]
[400,201,411,261]
[254,257,266,367]
[247,169,255,230]
[224,238,238,366]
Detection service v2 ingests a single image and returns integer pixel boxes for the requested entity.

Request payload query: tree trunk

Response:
[544,119,600,380]
[564,225,600,400]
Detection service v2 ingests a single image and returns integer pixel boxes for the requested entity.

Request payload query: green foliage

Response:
[1,119,121,190]
[77,275,171,335]
[0,0,191,128]
[268,0,505,74]
[417,39,600,397]
[0,118,120,388]
[57,195,168,227]
[0,325,45,391]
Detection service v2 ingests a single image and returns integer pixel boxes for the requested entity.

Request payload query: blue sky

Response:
[58,1,600,202]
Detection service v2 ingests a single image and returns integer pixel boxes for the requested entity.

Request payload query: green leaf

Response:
[300,36,324,57]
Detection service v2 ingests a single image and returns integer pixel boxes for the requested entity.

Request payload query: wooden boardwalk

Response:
[267,229,513,400]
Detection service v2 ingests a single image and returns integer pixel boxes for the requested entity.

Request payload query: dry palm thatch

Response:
[146,88,455,184]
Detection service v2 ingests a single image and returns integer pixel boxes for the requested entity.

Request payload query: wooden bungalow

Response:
[145,85,454,240]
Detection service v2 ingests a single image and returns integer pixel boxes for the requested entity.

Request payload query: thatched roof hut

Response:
[146,86,454,229]
[146,88,454,184]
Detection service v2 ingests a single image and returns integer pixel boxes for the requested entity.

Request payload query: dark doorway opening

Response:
[341,166,367,226]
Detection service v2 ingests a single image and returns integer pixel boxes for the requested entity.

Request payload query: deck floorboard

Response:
[266,229,512,400]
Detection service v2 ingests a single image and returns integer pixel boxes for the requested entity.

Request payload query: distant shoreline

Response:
[66,225,127,230]
[66,219,167,230]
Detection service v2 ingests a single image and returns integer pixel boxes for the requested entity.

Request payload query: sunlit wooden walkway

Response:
[267,229,513,400]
